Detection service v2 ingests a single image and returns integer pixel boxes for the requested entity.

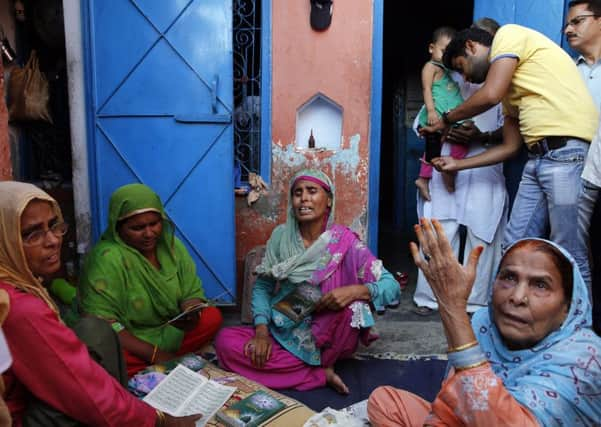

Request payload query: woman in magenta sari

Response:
[215,169,400,393]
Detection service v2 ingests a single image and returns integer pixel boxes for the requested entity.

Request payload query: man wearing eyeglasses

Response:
[422,24,598,292]
[566,0,601,335]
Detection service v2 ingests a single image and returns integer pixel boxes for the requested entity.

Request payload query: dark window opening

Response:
[233,0,262,184]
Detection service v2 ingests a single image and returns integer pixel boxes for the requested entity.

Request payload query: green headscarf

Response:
[80,184,205,352]
[102,183,172,247]
[256,169,336,283]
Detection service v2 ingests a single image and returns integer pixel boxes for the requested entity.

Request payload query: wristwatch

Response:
[441,111,453,126]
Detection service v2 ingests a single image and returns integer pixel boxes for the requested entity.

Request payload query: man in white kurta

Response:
[412,76,508,313]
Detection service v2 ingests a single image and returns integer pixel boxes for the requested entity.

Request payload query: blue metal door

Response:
[84,0,236,303]
[474,0,566,43]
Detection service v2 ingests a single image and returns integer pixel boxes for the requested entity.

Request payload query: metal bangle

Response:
[150,345,159,364]
[454,360,488,372]
[447,340,478,353]
[155,409,166,427]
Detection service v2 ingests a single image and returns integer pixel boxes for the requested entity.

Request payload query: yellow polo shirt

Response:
[490,24,598,146]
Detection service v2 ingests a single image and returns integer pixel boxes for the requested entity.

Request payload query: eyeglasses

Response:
[22,222,69,246]
[563,14,599,32]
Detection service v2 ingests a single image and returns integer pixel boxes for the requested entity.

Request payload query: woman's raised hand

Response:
[409,218,483,316]
[244,325,272,368]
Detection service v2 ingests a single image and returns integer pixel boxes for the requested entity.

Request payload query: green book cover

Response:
[216,390,286,427]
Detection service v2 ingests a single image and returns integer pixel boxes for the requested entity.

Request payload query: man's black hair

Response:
[471,17,501,35]
[442,28,494,70]
[432,26,456,44]
[568,0,601,16]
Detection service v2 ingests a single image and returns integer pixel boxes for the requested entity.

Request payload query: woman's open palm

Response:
[409,219,483,314]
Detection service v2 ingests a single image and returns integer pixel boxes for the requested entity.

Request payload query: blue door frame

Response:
[368,0,384,254]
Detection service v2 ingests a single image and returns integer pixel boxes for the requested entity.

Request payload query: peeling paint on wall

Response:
[272,134,365,182]
[327,134,361,178]
[272,142,308,169]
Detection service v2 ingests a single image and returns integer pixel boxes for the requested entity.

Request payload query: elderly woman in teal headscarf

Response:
[215,169,400,393]
[369,219,601,426]
[80,184,223,377]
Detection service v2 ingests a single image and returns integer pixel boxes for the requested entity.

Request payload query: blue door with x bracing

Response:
[83,0,236,303]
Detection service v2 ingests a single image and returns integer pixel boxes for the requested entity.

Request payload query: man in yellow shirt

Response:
[425,24,598,285]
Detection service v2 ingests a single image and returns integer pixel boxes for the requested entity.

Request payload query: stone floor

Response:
[360,229,447,356]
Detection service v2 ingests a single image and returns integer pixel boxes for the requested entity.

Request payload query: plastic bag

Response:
[8,50,52,123]
[303,407,365,427]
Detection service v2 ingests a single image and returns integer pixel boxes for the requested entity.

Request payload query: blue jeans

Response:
[578,179,600,332]
[503,139,590,285]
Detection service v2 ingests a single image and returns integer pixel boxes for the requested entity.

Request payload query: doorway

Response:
[378,0,474,271]
[1,0,78,280]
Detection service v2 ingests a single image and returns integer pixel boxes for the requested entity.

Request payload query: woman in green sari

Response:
[80,184,223,376]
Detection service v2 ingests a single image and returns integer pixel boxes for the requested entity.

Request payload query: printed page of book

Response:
[181,380,236,426]
[143,364,206,414]
[143,365,235,426]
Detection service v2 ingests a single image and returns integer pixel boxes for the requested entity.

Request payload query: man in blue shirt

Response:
[565,0,601,334]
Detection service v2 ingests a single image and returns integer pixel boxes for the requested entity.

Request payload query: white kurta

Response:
[413,76,508,310]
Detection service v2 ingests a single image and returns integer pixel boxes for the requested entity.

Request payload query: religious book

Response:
[215,390,286,427]
[272,282,322,323]
[143,364,236,426]
[164,302,209,325]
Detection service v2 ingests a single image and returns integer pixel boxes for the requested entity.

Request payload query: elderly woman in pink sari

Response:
[215,169,400,393]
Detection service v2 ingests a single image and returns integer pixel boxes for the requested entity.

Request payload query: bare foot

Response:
[415,177,431,201]
[325,367,349,394]
[441,171,456,193]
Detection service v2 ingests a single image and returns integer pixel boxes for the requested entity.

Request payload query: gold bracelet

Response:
[150,345,159,364]
[155,409,166,427]
[454,360,488,372]
[447,340,478,353]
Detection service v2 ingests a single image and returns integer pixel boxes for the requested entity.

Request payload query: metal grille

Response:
[233,0,262,183]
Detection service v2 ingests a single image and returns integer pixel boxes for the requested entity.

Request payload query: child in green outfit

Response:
[415,27,468,201]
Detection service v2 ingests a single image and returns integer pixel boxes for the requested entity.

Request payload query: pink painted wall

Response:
[235,0,374,293]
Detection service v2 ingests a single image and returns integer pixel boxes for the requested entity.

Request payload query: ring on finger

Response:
[423,253,431,262]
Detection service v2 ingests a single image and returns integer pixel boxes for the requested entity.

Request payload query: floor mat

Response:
[278,357,447,412]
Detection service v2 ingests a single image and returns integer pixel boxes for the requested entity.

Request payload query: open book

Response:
[143,364,236,426]
[164,302,209,325]
[272,283,322,323]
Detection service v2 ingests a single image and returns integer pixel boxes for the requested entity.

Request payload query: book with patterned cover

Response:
[215,390,286,427]
[272,283,322,323]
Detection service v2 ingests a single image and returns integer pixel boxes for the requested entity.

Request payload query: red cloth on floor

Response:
[124,306,223,377]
